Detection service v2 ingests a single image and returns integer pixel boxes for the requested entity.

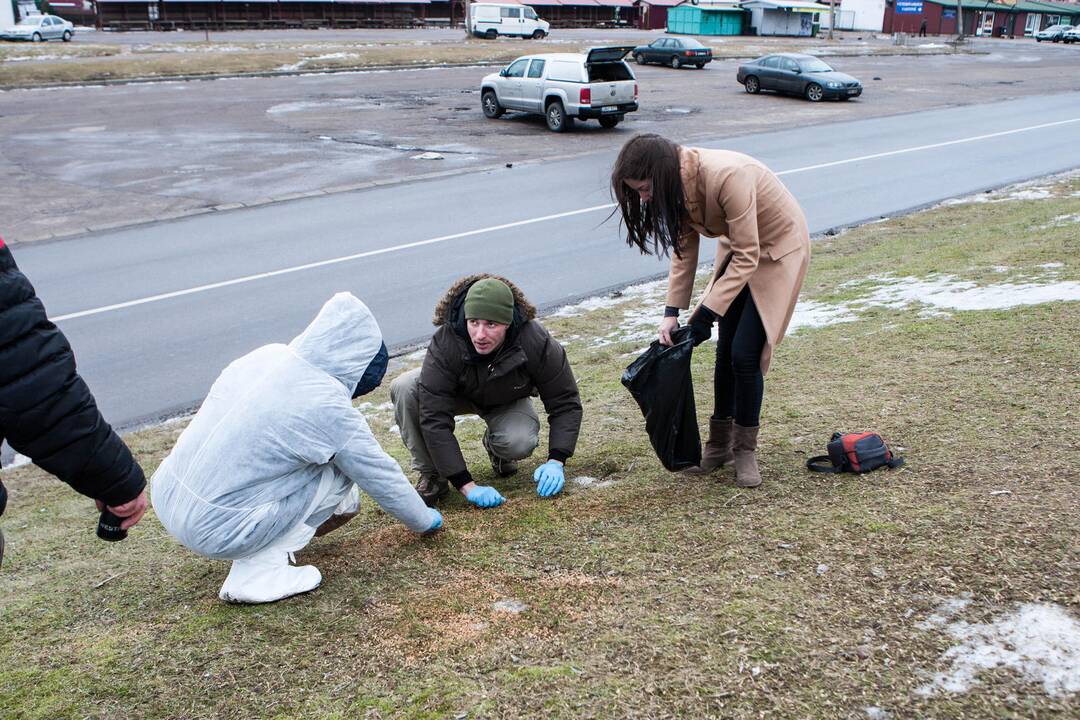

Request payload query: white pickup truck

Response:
[480,47,639,132]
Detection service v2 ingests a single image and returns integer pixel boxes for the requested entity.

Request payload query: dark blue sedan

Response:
[736,53,862,102]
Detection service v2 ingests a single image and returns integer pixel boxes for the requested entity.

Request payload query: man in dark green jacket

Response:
[390,275,582,508]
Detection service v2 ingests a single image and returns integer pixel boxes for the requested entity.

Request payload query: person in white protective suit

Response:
[151,293,442,604]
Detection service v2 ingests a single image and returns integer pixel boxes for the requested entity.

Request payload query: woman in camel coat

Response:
[611,134,810,487]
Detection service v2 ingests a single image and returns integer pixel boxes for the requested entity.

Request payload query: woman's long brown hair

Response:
[610,134,685,258]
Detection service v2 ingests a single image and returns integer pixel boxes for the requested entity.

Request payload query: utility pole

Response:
[465,0,472,38]
[956,0,964,39]
[828,0,835,39]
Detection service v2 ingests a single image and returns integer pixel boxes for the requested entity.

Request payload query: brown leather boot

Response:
[683,417,734,475]
[732,424,762,488]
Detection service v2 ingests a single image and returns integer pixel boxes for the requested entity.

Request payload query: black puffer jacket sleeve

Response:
[524,322,582,461]
[417,327,470,481]
[0,241,146,507]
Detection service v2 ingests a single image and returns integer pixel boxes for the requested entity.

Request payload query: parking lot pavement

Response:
[1,36,1077,244]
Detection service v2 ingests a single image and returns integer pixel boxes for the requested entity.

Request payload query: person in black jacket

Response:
[0,236,147,559]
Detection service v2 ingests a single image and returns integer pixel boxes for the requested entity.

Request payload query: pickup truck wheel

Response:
[744,75,760,94]
[670,55,682,69]
[485,29,497,40]
[599,116,620,129]
[545,100,572,133]
[482,90,504,119]
[532,29,545,39]
[634,53,645,65]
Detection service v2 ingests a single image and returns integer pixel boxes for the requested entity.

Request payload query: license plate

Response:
[602,106,619,113]
[847,89,859,95]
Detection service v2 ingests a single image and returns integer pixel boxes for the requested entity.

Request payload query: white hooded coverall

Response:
[151,293,431,599]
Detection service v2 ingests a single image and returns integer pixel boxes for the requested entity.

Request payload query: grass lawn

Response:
[0,175,1077,718]
[0,36,964,88]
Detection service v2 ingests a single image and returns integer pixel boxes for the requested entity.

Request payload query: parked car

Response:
[632,36,713,69]
[480,47,638,132]
[0,14,74,42]
[737,54,862,102]
[1034,24,1073,42]
[1058,25,1079,43]
[469,3,550,39]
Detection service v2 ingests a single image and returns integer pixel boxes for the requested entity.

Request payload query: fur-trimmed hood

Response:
[432,274,537,327]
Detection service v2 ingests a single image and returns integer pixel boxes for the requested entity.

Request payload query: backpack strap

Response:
[806,455,841,473]
[885,456,905,469]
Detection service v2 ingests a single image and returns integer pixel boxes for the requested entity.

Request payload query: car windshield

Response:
[799,58,834,73]
[17,17,43,25]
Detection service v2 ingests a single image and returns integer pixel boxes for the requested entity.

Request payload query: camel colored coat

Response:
[666,147,810,374]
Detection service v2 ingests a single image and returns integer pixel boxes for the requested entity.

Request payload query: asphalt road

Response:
[5,36,1079,244]
[11,91,1080,432]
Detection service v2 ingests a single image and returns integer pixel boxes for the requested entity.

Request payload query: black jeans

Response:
[713,285,765,427]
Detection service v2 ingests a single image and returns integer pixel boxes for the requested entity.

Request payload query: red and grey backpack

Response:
[807,432,904,474]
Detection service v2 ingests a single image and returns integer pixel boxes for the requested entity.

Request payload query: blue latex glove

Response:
[424,508,443,534]
[533,460,565,498]
[465,485,506,509]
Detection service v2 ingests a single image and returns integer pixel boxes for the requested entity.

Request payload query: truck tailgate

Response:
[589,80,635,107]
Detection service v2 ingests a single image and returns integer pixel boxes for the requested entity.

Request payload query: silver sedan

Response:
[0,14,75,42]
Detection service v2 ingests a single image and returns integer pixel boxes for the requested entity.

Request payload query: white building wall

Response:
[845,0,885,31]
[1,1,15,29]
[819,0,886,31]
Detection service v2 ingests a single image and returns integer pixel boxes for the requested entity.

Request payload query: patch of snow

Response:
[788,272,1080,336]
[388,424,401,436]
[1040,214,1080,229]
[4,54,67,63]
[1040,262,1065,268]
[553,277,668,318]
[917,596,972,631]
[916,43,948,48]
[787,299,859,332]
[357,401,393,413]
[816,564,830,576]
[1010,189,1054,201]
[864,274,1080,312]
[572,475,614,489]
[453,415,481,423]
[938,171,1080,207]
[992,266,1010,273]
[864,707,891,720]
[411,152,444,160]
[2,453,33,471]
[492,599,529,614]
[916,602,1080,698]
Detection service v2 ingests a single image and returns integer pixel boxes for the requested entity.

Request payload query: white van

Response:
[469,3,550,40]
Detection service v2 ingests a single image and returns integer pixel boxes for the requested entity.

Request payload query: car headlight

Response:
[826,82,841,89]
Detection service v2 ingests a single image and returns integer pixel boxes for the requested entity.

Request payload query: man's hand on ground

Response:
[464,484,506,508]
[424,507,443,535]
[533,460,565,498]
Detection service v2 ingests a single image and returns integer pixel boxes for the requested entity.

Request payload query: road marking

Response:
[51,204,614,322]
[773,117,1080,176]
[53,116,1080,323]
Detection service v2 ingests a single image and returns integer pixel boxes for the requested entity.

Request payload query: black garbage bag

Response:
[621,326,701,471]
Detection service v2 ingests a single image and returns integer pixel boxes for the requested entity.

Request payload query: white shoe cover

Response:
[218,548,322,604]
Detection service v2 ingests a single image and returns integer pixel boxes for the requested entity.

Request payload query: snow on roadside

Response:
[916,599,1080,698]
[556,266,1078,348]
[939,170,1080,206]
